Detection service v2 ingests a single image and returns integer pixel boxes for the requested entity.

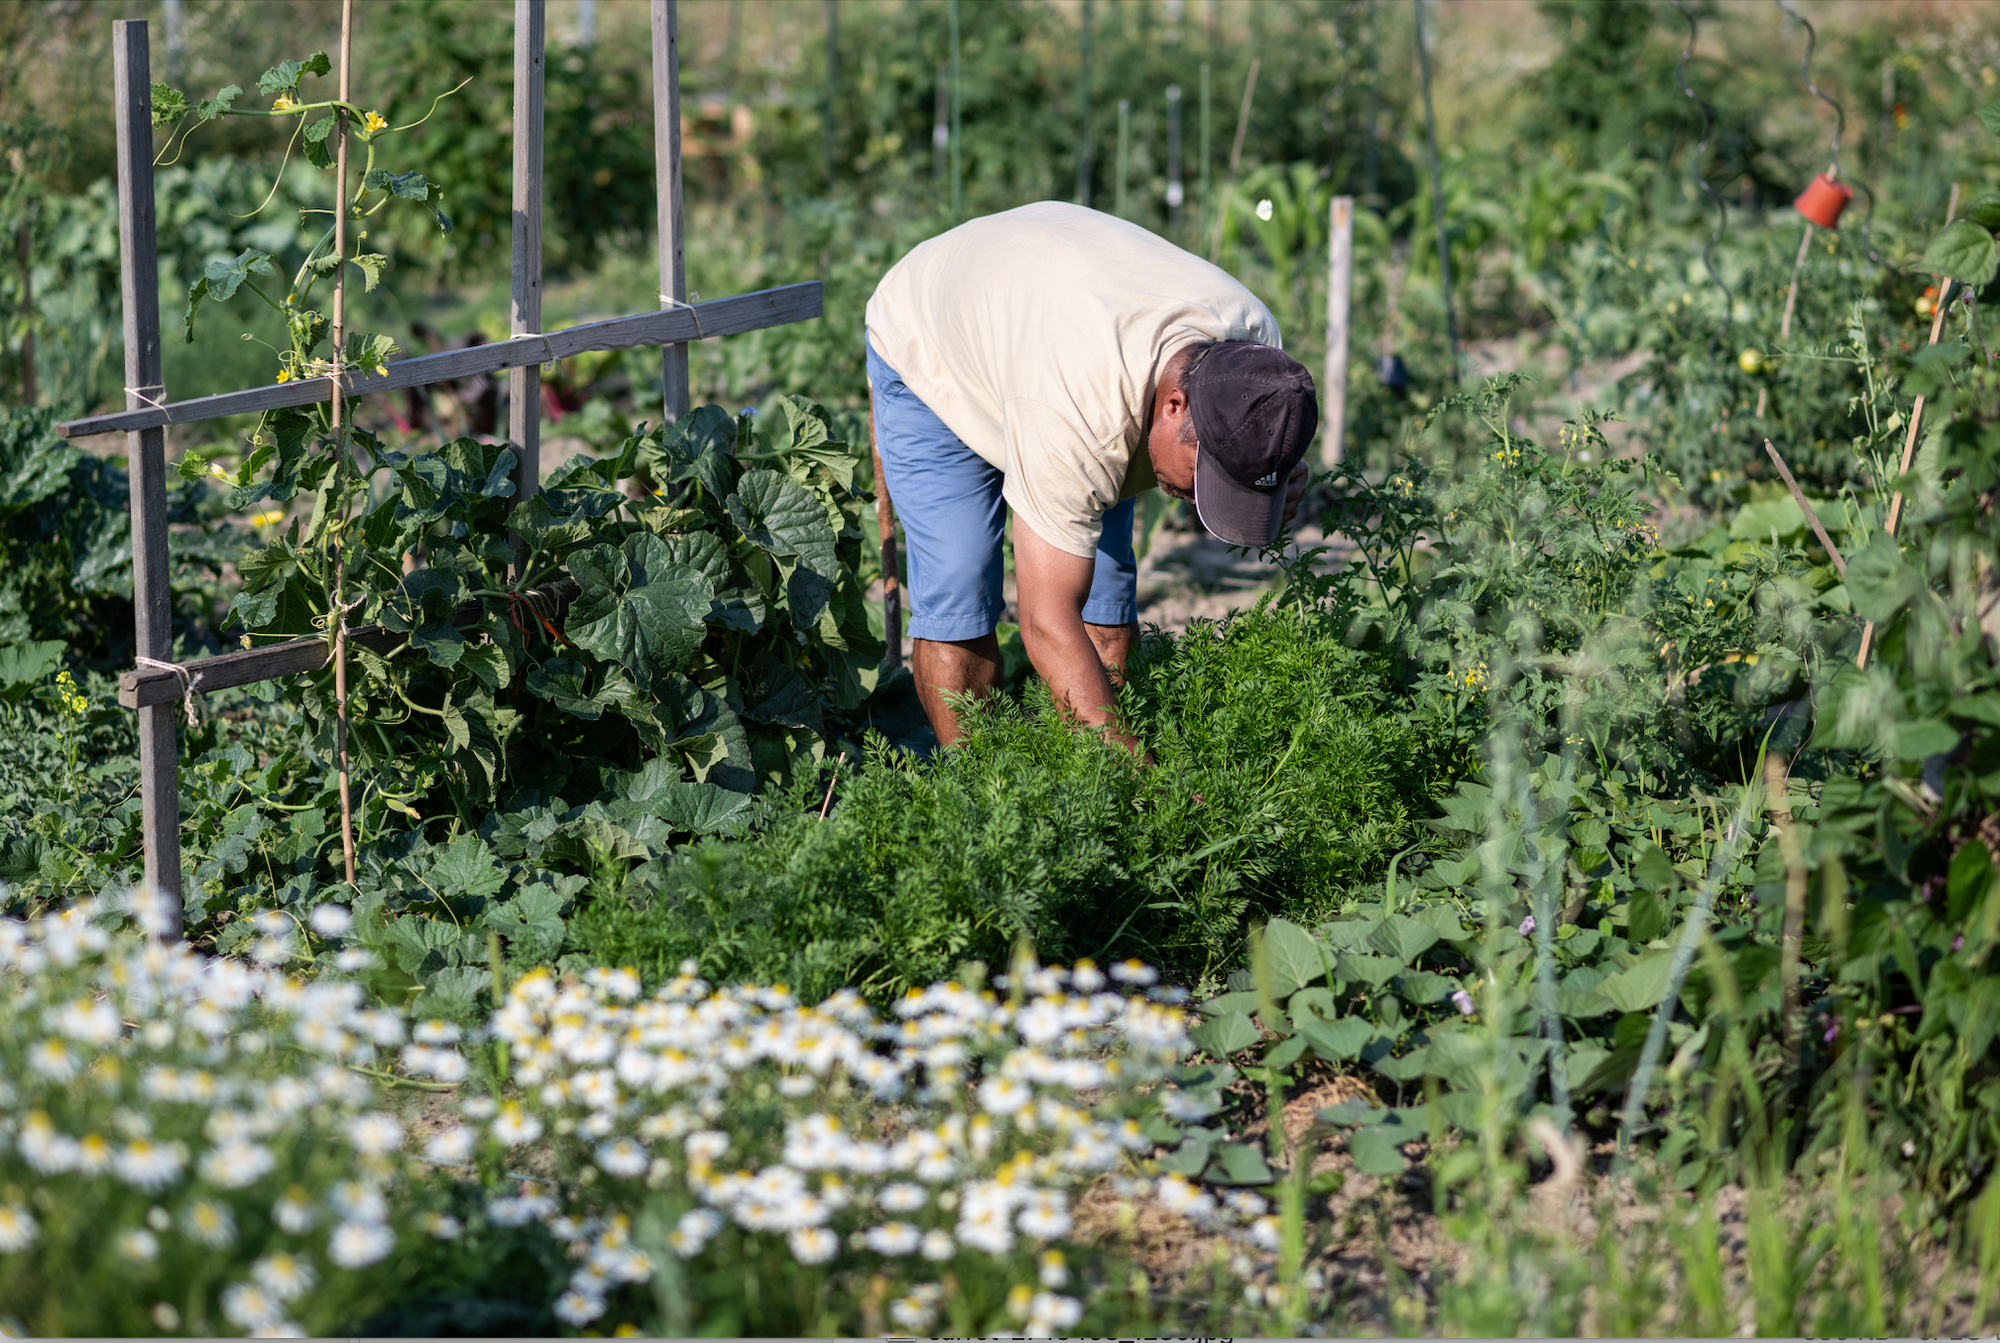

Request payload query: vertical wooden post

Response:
[1165,84,1183,231]
[1323,195,1353,467]
[1075,0,1092,209]
[1413,0,1459,381]
[112,20,182,934]
[510,0,545,505]
[823,0,838,191]
[330,0,357,889]
[1114,98,1130,218]
[652,0,689,424]
[948,0,961,225]
[870,403,900,672]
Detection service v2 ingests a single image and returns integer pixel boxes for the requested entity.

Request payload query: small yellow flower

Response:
[272,93,299,113]
[276,369,291,383]
[363,110,388,133]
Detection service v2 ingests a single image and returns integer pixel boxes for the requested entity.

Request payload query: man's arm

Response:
[1012,518,1141,753]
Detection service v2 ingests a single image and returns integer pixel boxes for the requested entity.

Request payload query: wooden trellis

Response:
[56,0,824,933]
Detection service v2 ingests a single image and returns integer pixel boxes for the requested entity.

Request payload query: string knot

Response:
[134,656,202,728]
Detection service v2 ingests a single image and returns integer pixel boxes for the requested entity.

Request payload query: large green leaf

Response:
[1366,915,1441,964]
[428,833,509,901]
[1204,1141,1275,1186]
[1843,533,1927,626]
[1297,1015,1372,1061]
[1346,1123,1411,1177]
[480,885,567,960]
[1188,1011,1261,1057]
[727,469,839,579]
[1336,951,1403,990]
[184,248,275,341]
[1920,220,1999,288]
[1596,951,1676,1013]
[0,640,65,693]
[1261,915,1325,997]
[565,532,714,691]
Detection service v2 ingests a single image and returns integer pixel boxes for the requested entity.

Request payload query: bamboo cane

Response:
[1857,181,1961,671]
[1764,439,1845,574]
[1207,57,1259,264]
[331,0,358,889]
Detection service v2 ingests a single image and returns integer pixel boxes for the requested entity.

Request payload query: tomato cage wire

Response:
[1671,0,1732,358]
[1773,0,1882,266]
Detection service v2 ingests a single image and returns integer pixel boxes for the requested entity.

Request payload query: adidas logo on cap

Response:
[1254,472,1278,487]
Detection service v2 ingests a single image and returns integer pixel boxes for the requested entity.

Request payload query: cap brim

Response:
[1193,446,1283,549]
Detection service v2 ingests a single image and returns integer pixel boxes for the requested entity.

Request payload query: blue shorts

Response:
[866,336,1137,642]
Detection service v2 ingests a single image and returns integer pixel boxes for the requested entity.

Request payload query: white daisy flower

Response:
[185,1199,236,1247]
[863,1221,922,1255]
[113,1137,186,1189]
[490,1101,543,1147]
[1108,958,1158,985]
[252,1252,316,1300]
[787,1225,839,1264]
[424,1125,476,1165]
[683,1129,730,1167]
[421,1212,464,1240]
[1038,1248,1069,1288]
[221,1282,282,1330]
[346,1113,404,1155]
[1248,1214,1282,1251]
[0,1205,37,1253]
[329,1180,389,1224]
[308,904,353,938]
[200,1140,277,1189]
[28,1039,77,1081]
[1017,1190,1072,1240]
[880,1182,927,1213]
[596,1138,649,1178]
[977,1076,1032,1116]
[72,1133,114,1174]
[920,1228,956,1261]
[1027,1290,1083,1333]
[669,1208,723,1258]
[117,1227,159,1262]
[552,1290,604,1326]
[328,1219,394,1268]
[413,1018,461,1045]
[889,1284,945,1332]
[272,1186,315,1234]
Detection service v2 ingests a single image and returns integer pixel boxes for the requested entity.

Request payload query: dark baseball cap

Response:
[1185,342,1318,548]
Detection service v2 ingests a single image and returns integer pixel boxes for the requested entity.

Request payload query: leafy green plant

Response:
[568,597,1431,1002]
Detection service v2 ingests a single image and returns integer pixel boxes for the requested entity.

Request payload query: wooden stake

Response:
[1765,752,1807,1103]
[869,394,900,672]
[1756,221,1817,419]
[651,0,689,424]
[1763,440,1845,574]
[1324,196,1353,467]
[331,0,357,890]
[1858,181,1960,671]
[511,0,546,505]
[1412,0,1458,379]
[112,20,183,937]
[1208,56,1258,264]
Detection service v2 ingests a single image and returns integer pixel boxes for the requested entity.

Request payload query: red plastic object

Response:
[1794,173,1853,230]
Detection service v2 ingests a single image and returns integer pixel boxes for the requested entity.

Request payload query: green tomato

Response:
[1737,347,1765,375]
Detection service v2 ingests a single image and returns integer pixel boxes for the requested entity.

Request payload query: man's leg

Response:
[913,632,1003,745]
[866,336,1008,748]
[1082,498,1141,686]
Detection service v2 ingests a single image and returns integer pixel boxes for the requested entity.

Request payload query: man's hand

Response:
[1278,459,1311,532]
[1012,518,1143,755]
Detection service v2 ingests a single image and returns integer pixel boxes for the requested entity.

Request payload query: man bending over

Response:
[864,201,1318,750]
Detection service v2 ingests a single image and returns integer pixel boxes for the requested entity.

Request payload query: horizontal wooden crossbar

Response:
[58,281,822,439]
[118,585,575,709]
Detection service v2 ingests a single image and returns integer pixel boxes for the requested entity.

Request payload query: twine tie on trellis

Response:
[134,656,204,728]
[514,331,561,371]
[659,295,707,340]
[124,385,173,423]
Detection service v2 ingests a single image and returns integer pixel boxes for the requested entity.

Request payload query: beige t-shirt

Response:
[865,201,1281,558]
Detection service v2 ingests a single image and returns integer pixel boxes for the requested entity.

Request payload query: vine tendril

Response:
[1672,0,1731,355]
